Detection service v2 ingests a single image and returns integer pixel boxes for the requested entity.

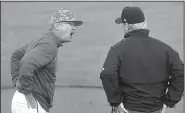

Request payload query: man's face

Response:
[54,22,76,43]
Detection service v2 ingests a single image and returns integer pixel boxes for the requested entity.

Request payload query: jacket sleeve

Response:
[100,47,122,107]
[11,45,27,87]
[162,49,184,108]
[18,43,57,95]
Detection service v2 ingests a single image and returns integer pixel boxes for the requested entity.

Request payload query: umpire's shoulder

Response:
[150,37,175,51]
[112,39,126,49]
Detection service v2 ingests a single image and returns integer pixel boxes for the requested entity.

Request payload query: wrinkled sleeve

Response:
[100,47,122,107]
[18,43,57,95]
[11,45,27,87]
[163,50,184,108]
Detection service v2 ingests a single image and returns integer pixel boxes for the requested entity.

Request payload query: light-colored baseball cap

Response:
[50,9,83,26]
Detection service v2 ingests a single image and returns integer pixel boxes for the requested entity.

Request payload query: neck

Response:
[47,30,63,47]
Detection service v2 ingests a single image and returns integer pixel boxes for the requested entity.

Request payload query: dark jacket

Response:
[100,29,184,112]
[11,31,62,112]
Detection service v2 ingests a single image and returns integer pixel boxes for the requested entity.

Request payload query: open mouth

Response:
[70,32,74,37]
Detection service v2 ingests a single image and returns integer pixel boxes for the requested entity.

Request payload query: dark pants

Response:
[126,109,161,113]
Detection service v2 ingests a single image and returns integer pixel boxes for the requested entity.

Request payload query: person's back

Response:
[115,30,171,83]
[112,29,183,112]
[100,6,184,113]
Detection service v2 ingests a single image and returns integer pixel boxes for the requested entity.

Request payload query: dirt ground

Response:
[1,88,183,113]
[1,2,184,113]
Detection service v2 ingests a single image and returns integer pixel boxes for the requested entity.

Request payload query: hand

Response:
[12,77,18,87]
[15,80,21,89]
[113,103,129,113]
[161,104,167,113]
[25,93,37,109]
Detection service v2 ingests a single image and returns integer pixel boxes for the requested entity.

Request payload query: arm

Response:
[18,43,57,95]
[100,47,122,107]
[162,50,184,108]
[11,45,27,87]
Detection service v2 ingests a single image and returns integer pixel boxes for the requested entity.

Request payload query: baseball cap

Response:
[50,9,83,26]
[115,6,145,24]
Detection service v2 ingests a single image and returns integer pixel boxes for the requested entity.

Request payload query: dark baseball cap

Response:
[115,6,145,24]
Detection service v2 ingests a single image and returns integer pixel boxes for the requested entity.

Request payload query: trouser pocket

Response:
[11,90,48,113]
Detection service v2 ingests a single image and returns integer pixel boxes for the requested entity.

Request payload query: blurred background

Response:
[1,2,183,113]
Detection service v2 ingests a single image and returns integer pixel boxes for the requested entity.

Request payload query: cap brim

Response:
[115,17,126,24]
[71,21,83,26]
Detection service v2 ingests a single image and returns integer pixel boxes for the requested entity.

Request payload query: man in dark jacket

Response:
[100,6,184,113]
[11,9,83,113]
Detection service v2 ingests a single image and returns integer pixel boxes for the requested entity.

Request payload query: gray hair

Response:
[49,22,61,31]
[49,23,55,31]
[124,20,147,33]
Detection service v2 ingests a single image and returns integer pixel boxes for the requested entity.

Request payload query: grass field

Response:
[1,2,184,113]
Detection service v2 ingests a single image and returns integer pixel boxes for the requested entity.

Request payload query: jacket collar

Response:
[124,29,150,39]
[45,31,63,48]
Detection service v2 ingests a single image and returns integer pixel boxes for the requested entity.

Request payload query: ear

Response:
[124,23,129,31]
[144,20,147,28]
[54,23,68,31]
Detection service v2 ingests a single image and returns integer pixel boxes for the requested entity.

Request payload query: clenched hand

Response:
[25,93,37,109]
[112,103,129,113]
